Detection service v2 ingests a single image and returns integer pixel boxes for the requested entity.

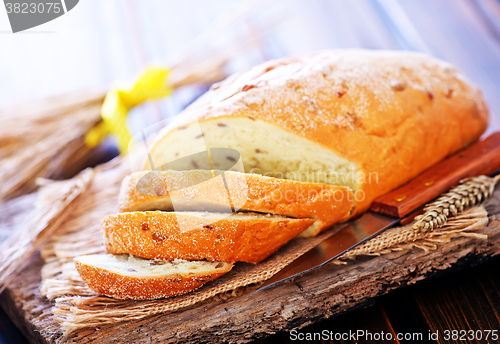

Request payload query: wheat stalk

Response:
[0,1,279,201]
[412,174,500,232]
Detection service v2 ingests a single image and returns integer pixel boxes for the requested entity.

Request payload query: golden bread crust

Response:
[103,211,315,263]
[74,256,233,300]
[150,50,488,216]
[119,170,353,236]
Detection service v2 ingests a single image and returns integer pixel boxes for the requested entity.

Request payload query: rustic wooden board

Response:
[1,188,500,344]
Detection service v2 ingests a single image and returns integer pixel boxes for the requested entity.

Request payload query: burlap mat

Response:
[38,163,489,336]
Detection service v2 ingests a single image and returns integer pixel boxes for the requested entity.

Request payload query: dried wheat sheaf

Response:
[413,175,500,232]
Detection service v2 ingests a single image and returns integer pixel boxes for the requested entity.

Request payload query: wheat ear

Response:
[412,174,500,232]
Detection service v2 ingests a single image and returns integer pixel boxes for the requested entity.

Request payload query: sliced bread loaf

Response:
[143,50,488,218]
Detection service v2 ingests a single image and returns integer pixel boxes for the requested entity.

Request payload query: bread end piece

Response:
[75,254,233,300]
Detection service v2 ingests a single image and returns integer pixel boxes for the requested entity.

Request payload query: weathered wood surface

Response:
[0,187,499,343]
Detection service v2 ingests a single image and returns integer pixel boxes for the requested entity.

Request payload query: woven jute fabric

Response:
[38,163,489,336]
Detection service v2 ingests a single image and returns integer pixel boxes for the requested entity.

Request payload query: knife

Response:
[258,132,500,291]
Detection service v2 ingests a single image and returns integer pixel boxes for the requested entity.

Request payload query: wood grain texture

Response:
[0,255,60,344]
[0,187,499,343]
[266,253,500,344]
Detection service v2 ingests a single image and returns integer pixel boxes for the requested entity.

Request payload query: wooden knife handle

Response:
[371,132,500,218]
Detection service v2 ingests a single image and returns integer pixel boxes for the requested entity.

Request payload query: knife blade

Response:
[258,132,500,291]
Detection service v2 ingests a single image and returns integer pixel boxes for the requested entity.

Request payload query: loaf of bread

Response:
[104,211,315,263]
[119,170,352,236]
[77,49,490,300]
[74,254,233,300]
[144,50,488,221]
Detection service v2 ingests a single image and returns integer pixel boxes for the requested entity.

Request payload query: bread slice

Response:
[118,170,353,237]
[74,254,233,300]
[104,211,315,263]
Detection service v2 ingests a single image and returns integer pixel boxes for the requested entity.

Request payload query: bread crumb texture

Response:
[74,254,233,300]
